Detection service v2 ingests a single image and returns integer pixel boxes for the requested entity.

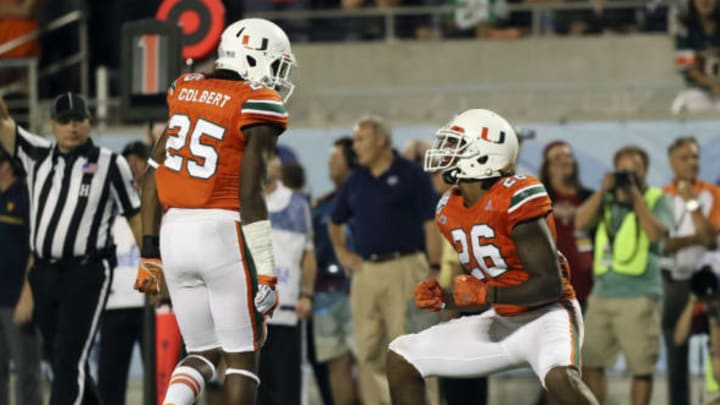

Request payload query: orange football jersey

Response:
[436,174,575,316]
[157,73,288,211]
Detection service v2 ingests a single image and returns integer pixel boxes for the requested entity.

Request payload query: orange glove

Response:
[255,275,279,317]
[453,274,489,307]
[414,278,445,311]
[134,258,164,295]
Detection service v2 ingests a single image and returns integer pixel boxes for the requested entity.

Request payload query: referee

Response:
[0,93,141,404]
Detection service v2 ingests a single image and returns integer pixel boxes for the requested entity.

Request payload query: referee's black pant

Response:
[29,257,112,405]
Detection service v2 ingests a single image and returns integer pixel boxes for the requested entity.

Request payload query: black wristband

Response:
[488,286,497,304]
[141,235,161,259]
[430,263,441,271]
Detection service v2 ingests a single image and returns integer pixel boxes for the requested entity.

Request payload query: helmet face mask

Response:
[269,55,296,100]
[424,109,519,183]
[215,18,297,101]
[425,127,474,173]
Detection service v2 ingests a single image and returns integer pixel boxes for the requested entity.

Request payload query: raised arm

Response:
[0,96,17,156]
[576,173,614,231]
[629,188,668,243]
[673,295,697,346]
[0,0,36,18]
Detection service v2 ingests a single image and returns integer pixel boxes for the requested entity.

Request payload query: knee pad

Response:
[225,368,261,386]
[184,354,217,381]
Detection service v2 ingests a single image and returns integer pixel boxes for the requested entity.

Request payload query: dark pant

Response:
[662,273,691,405]
[441,377,488,405]
[98,308,143,405]
[29,258,112,405]
[258,324,301,405]
[0,308,42,405]
[306,318,333,405]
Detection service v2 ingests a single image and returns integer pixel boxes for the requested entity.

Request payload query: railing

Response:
[0,10,88,131]
[247,0,663,41]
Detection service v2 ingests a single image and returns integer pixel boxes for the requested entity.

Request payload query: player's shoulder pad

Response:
[502,175,549,214]
[168,72,206,97]
[242,82,284,101]
[240,85,287,118]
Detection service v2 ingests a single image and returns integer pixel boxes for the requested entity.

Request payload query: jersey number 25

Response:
[451,224,508,280]
[165,114,226,179]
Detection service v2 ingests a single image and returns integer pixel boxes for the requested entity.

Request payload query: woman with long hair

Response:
[539,141,595,310]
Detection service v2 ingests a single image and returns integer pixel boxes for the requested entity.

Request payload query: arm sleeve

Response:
[15,126,52,174]
[239,87,288,132]
[108,154,141,217]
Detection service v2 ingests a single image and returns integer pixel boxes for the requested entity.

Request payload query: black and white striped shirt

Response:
[14,126,140,260]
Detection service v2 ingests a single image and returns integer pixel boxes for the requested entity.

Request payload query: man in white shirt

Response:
[661,136,720,405]
[258,154,317,405]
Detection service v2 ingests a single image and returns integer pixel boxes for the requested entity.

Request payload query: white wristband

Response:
[242,220,275,278]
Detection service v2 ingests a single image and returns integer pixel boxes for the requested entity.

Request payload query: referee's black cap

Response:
[51,92,91,121]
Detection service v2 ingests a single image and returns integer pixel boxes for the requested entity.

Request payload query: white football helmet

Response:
[424,109,519,182]
[215,18,297,101]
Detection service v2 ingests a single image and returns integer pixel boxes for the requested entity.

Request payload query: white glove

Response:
[255,276,279,317]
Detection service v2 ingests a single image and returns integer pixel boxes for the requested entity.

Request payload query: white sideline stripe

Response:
[507,192,548,214]
[73,260,111,405]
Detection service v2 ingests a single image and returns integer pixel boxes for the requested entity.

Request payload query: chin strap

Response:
[442,168,461,185]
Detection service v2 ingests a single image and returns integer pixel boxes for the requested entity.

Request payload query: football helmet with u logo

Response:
[215,18,297,101]
[425,109,519,183]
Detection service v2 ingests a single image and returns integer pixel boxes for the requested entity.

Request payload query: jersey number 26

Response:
[165,114,226,179]
[451,224,509,280]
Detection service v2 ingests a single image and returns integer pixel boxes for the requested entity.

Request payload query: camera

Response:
[690,266,719,299]
[613,170,635,189]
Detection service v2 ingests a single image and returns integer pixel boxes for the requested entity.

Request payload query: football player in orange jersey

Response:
[133,18,297,405]
[386,109,598,405]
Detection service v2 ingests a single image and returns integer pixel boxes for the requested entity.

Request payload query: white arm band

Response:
[242,220,275,278]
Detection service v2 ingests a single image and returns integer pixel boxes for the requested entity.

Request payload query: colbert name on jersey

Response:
[157,73,288,211]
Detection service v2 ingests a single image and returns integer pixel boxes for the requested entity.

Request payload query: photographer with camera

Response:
[674,266,720,404]
[661,136,720,405]
[575,145,674,405]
